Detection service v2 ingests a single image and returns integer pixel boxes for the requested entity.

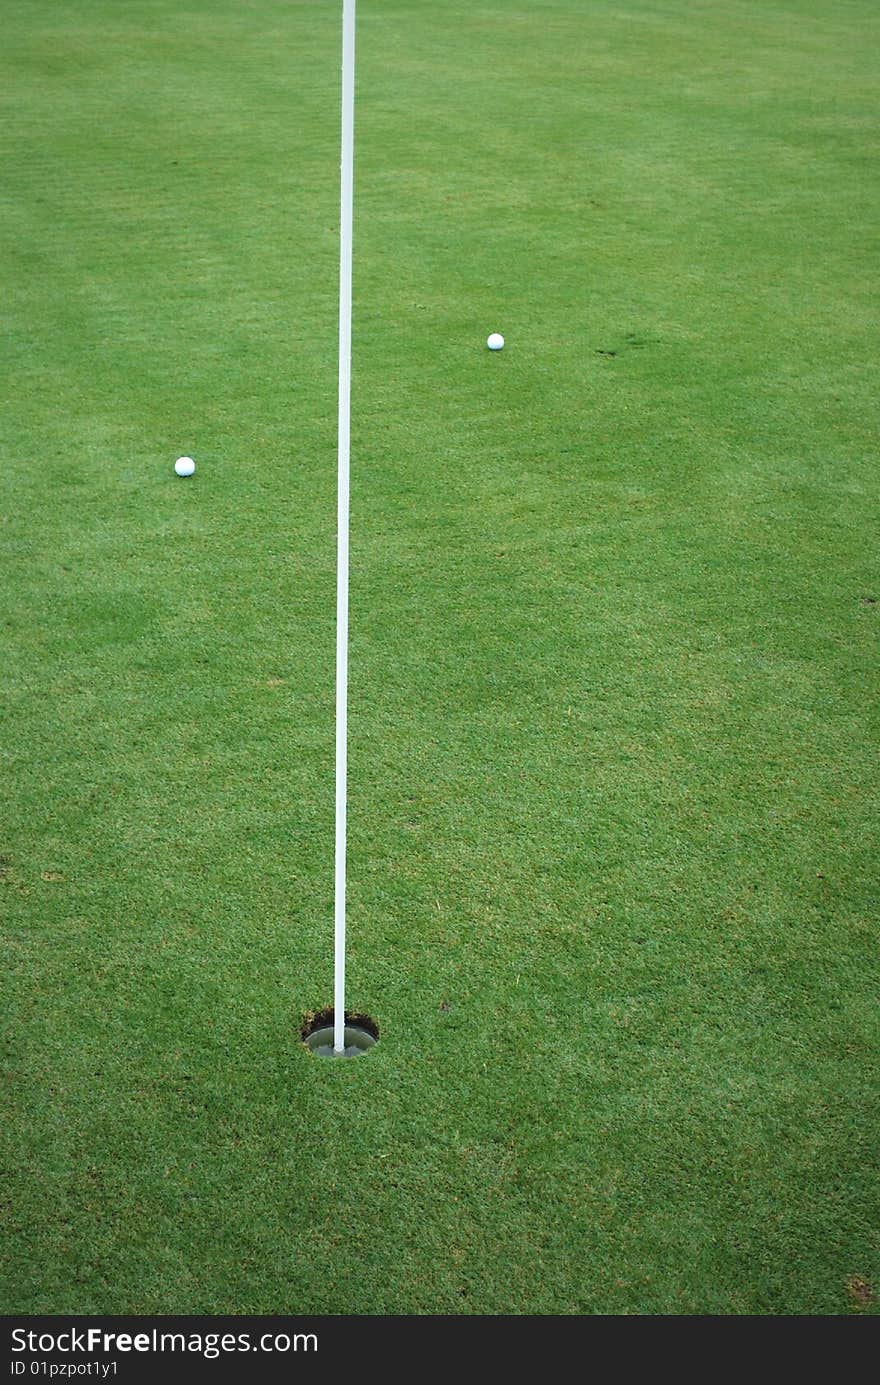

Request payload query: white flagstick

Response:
[334,0,356,1055]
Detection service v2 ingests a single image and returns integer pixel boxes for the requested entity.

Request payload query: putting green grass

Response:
[2,0,878,1315]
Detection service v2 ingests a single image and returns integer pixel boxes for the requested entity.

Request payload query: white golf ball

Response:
[174,456,195,477]
[487,332,504,351]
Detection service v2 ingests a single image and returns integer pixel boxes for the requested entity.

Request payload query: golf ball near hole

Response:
[174,456,195,477]
[487,332,504,351]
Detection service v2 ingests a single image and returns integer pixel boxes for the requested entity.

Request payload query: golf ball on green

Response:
[487,333,504,351]
[174,456,195,477]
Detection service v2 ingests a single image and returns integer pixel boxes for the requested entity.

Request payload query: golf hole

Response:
[301,1008,379,1059]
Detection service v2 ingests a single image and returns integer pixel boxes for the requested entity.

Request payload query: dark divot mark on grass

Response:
[301,1008,379,1058]
[860,596,877,605]
[439,1001,450,1012]
[847,1275,873,1307]
[597,334,658,359]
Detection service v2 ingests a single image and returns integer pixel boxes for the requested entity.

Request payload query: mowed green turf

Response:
[1,0,878,1315]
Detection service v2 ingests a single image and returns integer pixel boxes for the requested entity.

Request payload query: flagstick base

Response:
[302,1009,378,1059]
